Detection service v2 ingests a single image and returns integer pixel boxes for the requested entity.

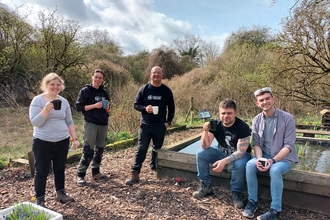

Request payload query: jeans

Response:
[196,146,251,192]
[132,123,167,173]
[246,155,292,212]
[32,137,69,197]
[77,122,108,175]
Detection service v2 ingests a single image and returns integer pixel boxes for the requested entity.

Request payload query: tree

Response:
[172,35,202,70]
[82,29,123,64]
[35,9,87,75]
[276,0,330,107]
[126,50,150,84]
[200,41,221,66]
[0,3,35,105]
[147,46,183,80]
[222,26,274,52]
[0,5,92,105]
[205,26,278,116]
[171,34,221,71]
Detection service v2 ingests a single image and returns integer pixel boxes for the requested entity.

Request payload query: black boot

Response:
[56,189,74,203]
[36,196,45,207]
[125,171,140,185]
[150,150,158,171]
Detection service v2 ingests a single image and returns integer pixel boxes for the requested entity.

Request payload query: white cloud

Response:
[1,0,196,53]
[1,0,294,54]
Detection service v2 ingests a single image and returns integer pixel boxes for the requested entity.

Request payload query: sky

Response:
[0,0,297,54]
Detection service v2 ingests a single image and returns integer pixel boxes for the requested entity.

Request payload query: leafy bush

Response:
[107,131,133,143]
[117,131,132,141]
[0,156,7,169]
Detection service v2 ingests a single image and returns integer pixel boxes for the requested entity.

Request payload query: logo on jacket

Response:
[95,96,103,102]
[147,95,162,100]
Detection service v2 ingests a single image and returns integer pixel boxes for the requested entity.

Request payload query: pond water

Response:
[293,144,330,174]
[178,140,330,174]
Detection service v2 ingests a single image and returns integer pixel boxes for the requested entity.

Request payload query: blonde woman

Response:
[29,73,80,207]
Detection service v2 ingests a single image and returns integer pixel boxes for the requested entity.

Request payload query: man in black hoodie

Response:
[126,66,175,185]
[76,69,110,186]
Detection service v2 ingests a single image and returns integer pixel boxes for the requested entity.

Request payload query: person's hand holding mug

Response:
[145,105,153,113]
[257,158,270,171]
[94,101,103,109]
[44,101,53,112]
[202,122,210,132]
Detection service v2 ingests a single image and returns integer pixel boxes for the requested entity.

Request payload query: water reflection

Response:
[178,141,330,174]
[293,144,330,174]
[179,139,218,154]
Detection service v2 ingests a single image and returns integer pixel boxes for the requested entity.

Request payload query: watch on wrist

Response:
[272,158,276,164]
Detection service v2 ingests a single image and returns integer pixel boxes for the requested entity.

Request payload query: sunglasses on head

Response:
[254,87,272,97]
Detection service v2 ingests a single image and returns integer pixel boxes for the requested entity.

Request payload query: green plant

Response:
[3,203,51,220]
[107,133,116,143]
[0,156,7,169]
[107,131,132,143]
[296,142,308,158]
[116,131,132,141]
[295,113,321,130]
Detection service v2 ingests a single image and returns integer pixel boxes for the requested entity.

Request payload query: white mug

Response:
[152,106,159,115]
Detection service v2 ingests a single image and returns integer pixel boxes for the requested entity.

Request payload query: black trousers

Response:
[132,123,167,173]
[32,137,69,197]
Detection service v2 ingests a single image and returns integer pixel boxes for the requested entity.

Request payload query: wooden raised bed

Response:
[157,134,330,216]
[296,128,330,138]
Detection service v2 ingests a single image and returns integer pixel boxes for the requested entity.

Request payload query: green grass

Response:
[176,118,211,128]
[0,107,33,160]
[0,106,327,168]
[0,108,84,161]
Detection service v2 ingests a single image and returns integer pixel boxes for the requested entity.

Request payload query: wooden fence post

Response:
[185,97,194,123]
[27,151,35,177]
[190,97,194,124]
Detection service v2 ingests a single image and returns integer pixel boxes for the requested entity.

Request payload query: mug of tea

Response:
[102,100,108,109]
[152,106,159,115]
[51,99,62,110]
[209,120,217,131]
[258,158,269,167]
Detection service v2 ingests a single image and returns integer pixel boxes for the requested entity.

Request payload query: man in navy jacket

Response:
[126,66,175,185]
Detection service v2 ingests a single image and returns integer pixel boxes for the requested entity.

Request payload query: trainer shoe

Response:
[232,191,244,209]
[78,177,87,186]
[242,199,258,218]
[192,182,213,198]
[56,189,74,203]
[92,173,106,180]
[257,208,281,220]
